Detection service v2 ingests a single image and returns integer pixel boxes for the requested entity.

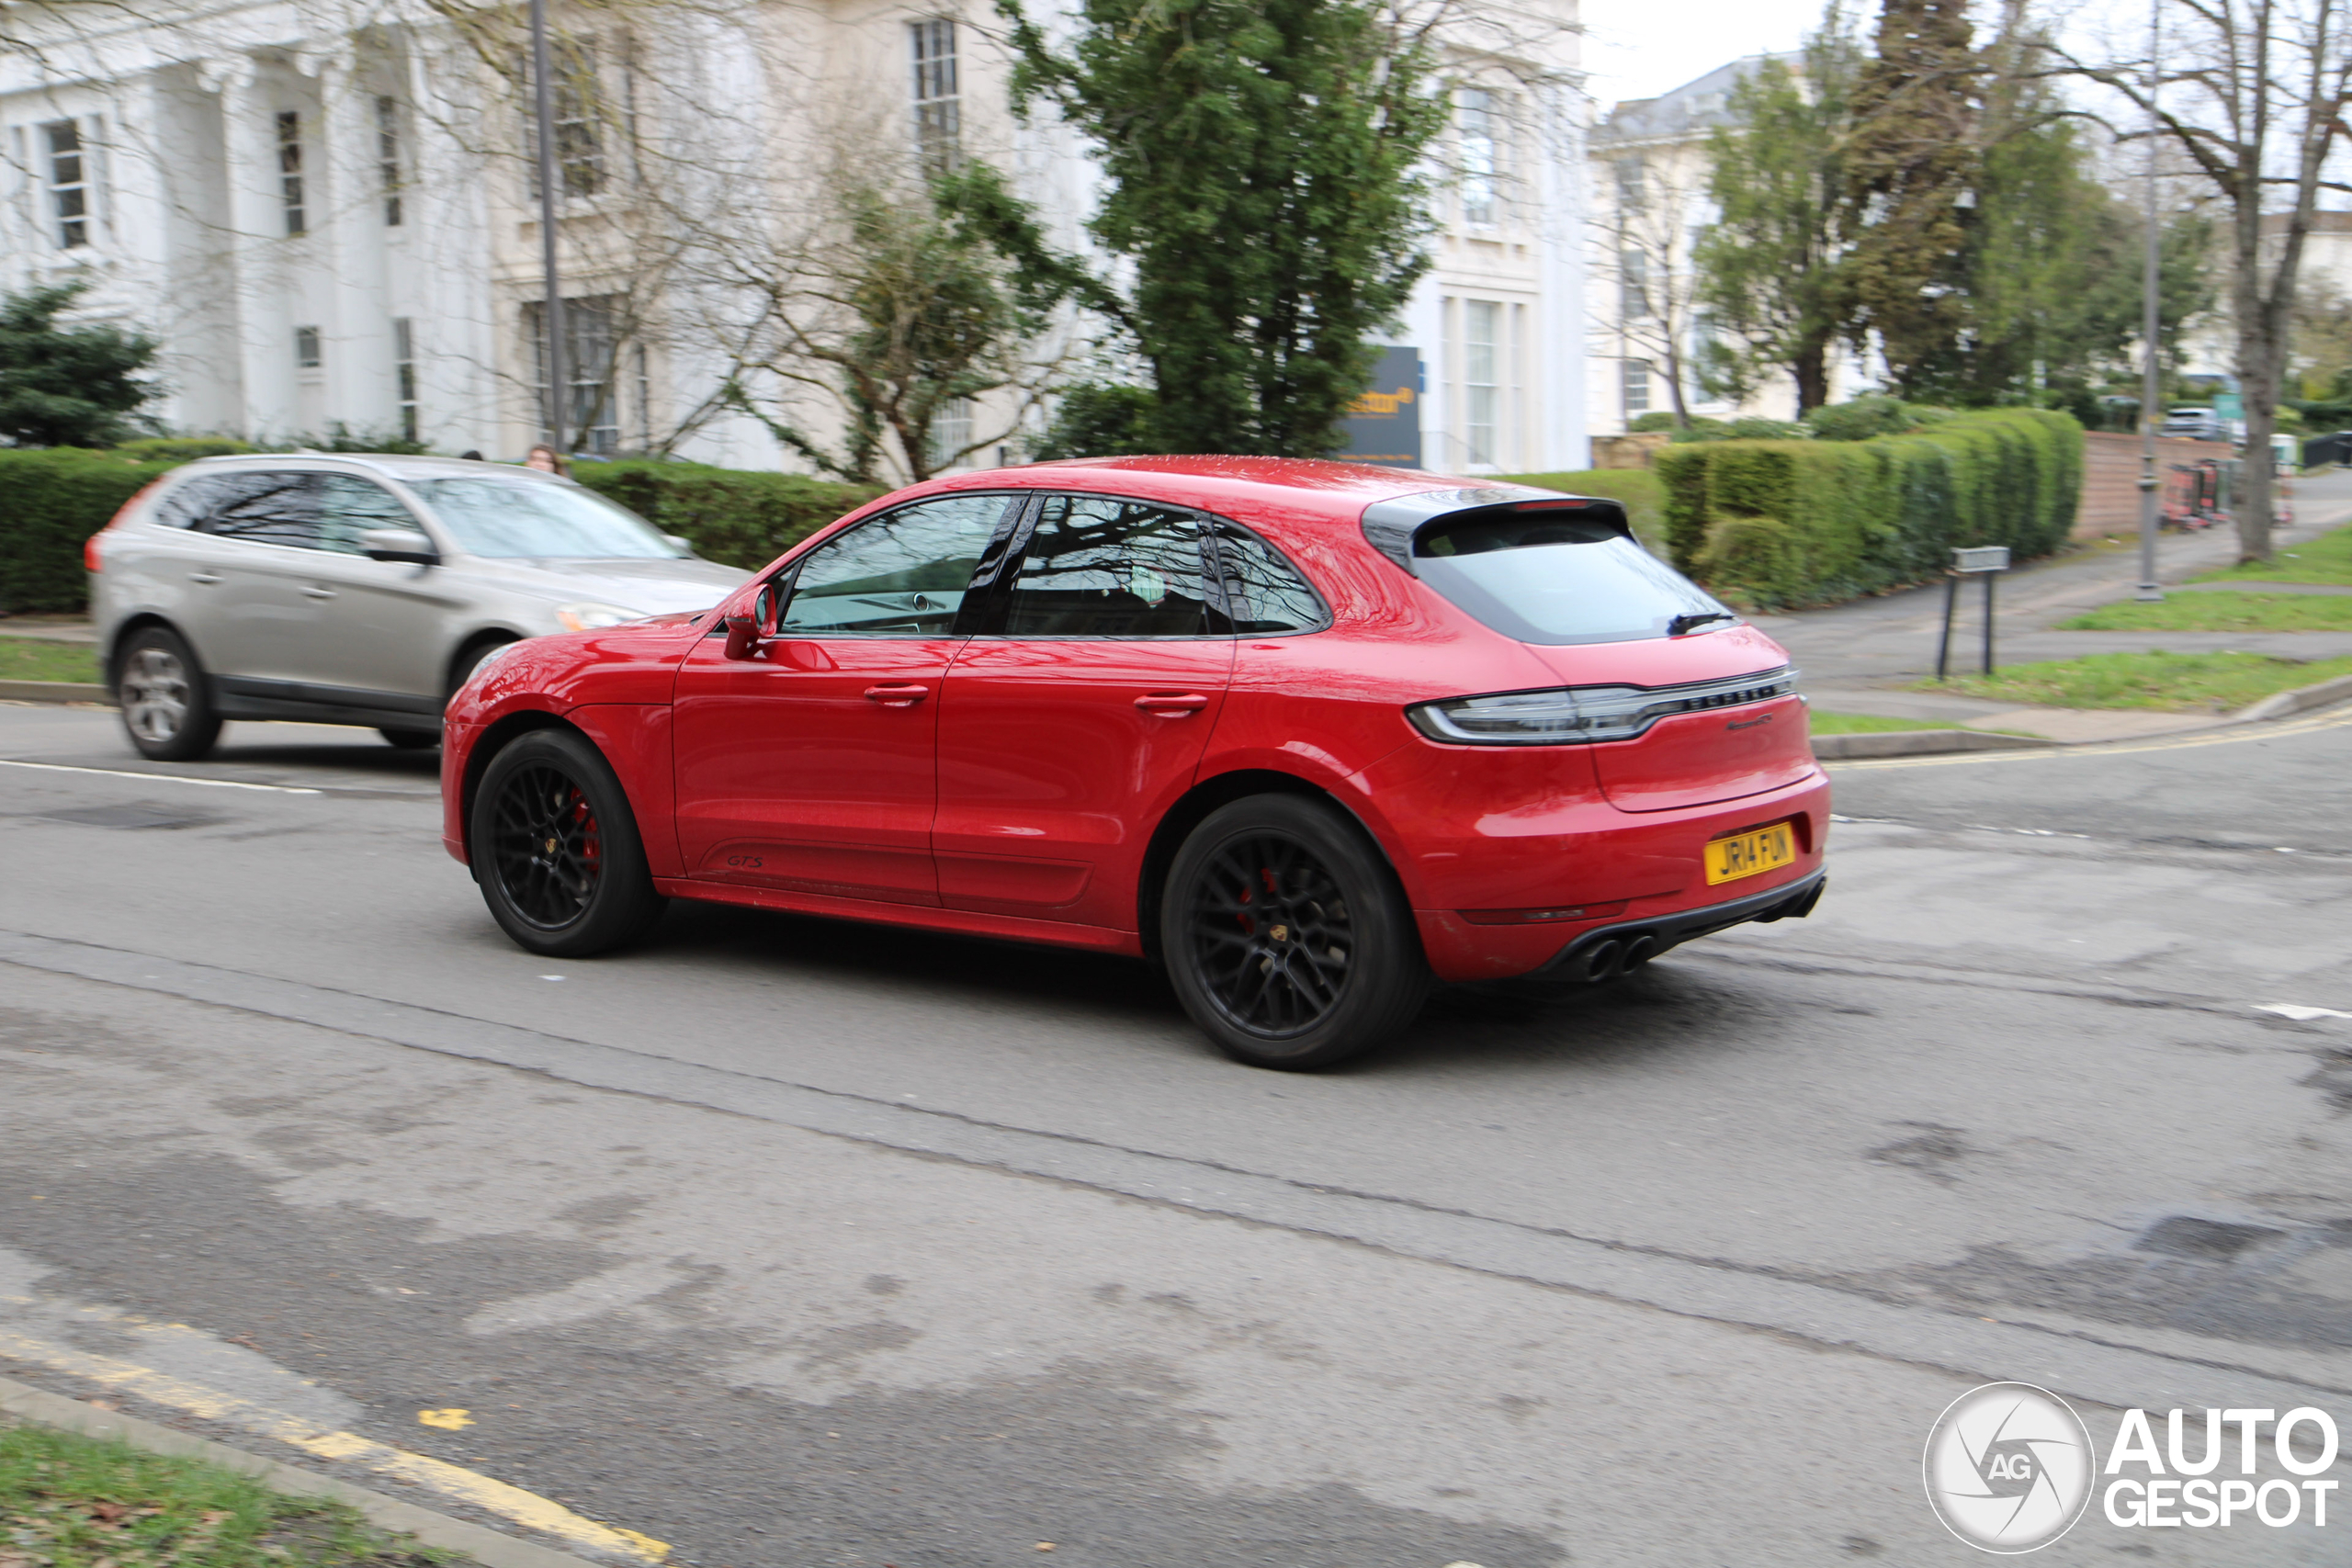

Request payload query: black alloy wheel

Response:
[492,761,605,927]
[471,728,663,956]
[1162,795,1429,1071]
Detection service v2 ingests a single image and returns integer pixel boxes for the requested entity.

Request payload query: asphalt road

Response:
[4,701,2350,1566]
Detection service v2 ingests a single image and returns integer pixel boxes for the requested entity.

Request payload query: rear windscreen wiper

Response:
[1668,611,1736,636]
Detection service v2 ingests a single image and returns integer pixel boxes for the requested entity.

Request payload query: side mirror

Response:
[722,581,781,660]
[360,526,439,565]
[662,533,695,557]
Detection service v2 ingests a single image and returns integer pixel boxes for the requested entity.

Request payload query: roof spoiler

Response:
[1360,487,1634,576]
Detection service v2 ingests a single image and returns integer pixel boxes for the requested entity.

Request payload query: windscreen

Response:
[406,477,680,559]
[1410,512,1736,646]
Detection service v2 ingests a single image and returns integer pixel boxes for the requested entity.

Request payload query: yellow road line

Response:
[1823,705,2352,772]
[0,1327,668,1562]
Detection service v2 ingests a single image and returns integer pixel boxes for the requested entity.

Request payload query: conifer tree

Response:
[1838,0,1979,395]
[0,283,157,448]
[952,0,1449,457]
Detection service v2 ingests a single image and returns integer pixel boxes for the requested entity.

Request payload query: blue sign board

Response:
[1341,346,1424,468]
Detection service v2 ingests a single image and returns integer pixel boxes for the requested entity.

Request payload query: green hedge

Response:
[572,462,883,572]
[0,452,882,615]
[0,447,178,613]
[1496,468,1668,555]
[1654,408,2082,609]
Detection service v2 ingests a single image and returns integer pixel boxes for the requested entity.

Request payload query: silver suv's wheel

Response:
[116,626,221,761]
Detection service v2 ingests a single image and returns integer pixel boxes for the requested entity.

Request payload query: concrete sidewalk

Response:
[0,615,97,643]
[1772,468,2352,741]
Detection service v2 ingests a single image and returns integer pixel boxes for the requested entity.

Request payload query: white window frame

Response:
[910,18,960,165]
[1464,299,1499,468]
[1622,357,1652,417]
[1458,87,1496,228]
[393,318,419,443]
[928,395,974,472]
[527,294,622,455]
[42,118,88,249]
[277,110,305,236]
[377,96,403,226]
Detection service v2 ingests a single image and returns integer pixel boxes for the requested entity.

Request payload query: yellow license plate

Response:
[1705,822,1795,886]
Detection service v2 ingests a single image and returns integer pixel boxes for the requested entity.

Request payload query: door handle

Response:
[187,571,223,585]
[301,585,338,600]
[864,682,930,706]
[1135,692,1210,715]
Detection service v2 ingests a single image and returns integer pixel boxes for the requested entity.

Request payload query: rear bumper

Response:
[1532,869,1826,982]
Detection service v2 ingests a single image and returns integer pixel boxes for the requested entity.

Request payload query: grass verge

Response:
[0,637,102,685]
[2192,522,2352,586]
[1918,649,2352,712]
[0,1422,458,1568]
[1807,712,1959,735]
[2057,591,2352,632]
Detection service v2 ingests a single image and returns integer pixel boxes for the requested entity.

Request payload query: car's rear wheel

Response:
[116,626,222,761]
[379,727,439,750]
[471,728,663,956]
[1161,795,1429,1070]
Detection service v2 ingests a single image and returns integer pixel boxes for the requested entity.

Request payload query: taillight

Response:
[1407,668,1800,746]
[86,478,165,573]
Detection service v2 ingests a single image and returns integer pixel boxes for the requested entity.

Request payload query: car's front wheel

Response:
[1161,795,1430,1070]
[470,728,664,956]
[116,626,222,761]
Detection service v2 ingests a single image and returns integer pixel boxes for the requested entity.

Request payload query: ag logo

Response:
[1923,1382,2095,1552]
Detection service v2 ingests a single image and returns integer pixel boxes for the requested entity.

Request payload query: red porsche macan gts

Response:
[441,457,1828,1069]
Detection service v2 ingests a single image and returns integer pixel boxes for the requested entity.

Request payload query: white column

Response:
[1533,77,1589,470]
[207,56,280,439]
[317,51,387,434]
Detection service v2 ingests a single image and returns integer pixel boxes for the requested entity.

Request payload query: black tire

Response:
[115,625,222,761]
[379,728,439,750]
[470,728,664,957]
[1160,795,1430,1070]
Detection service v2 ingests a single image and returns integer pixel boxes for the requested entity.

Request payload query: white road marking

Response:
[0,759,322,794]
[2256,1003,2352,1021]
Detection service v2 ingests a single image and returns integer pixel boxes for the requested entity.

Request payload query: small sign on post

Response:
[1937,547,2011,679]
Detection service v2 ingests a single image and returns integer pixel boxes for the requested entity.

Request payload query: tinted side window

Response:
[777,493,1010,637]
[150,475,234,530]
[319,475,418,555]
[1002,496,1214,637]
[1210,524,1329,635]
[200,472,322,550]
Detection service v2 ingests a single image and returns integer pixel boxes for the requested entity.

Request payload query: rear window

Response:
[1410,512,1735,646]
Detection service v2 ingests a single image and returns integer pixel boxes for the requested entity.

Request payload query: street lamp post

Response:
[2135,0,2165,602]
[530,0,567,459]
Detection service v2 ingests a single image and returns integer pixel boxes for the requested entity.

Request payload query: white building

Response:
[0,1,1590,478]
[1584,54,1871,437]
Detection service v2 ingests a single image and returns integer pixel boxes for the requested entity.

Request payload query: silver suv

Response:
[89,454,751,760]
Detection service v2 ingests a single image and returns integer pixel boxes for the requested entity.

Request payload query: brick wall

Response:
[2078,431,2233,537]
